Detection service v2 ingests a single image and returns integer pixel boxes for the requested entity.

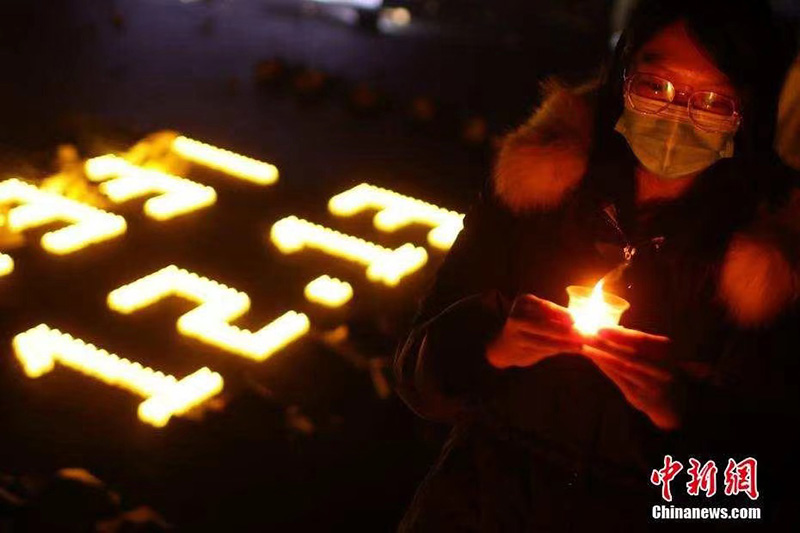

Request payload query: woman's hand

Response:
[582,326,684,431]
[486,293,585,370]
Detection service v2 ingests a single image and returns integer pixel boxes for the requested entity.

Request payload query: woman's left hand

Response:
[580,326,684,431]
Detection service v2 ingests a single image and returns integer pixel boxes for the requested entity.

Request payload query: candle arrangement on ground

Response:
[1,132,459,430]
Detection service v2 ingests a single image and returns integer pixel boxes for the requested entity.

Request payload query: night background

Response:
[0,1,797,530]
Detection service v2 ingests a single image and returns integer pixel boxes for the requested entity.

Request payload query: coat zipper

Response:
[601,203,665,263]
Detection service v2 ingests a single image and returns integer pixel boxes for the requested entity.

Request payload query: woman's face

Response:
[631,20,740,104]
[615,20,743,185]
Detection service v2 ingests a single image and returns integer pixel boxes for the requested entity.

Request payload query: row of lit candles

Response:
[14,324,224,428]
[11,266,362,427]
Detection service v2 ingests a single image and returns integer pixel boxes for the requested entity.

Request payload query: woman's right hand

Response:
[485,293,585,369]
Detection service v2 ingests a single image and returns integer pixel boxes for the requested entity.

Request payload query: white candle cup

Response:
[566,284,630,336]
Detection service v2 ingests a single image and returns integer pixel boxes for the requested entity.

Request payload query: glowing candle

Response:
[0,178,127,255]
[0,253,14,276]
[12,324,223,427]
[566,280,630,335]
[328,183,464,250]
[85,155,217,221]
[107,265,310,361]
[304,275,353,307]
[270,216,428,287]
[170,136,279,185]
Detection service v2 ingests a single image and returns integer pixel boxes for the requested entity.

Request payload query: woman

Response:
[395,1,799,531]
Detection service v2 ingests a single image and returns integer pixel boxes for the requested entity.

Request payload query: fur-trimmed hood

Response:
[493,83,800,328]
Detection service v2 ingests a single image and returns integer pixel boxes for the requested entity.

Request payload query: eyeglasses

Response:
[623,71,742,133]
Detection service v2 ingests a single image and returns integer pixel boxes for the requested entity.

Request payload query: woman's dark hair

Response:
[581,0,797,248]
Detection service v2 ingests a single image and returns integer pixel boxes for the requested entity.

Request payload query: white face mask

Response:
[614,103,736,179]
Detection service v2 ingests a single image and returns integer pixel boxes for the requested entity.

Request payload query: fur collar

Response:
[493,81,594,212]
[492,83,800,328]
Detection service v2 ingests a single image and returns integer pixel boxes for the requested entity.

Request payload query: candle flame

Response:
[572,280,612,335]
[590,279,605,303]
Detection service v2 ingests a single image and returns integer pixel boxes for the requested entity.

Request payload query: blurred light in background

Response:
[304,275,354,307]
[108,265,310,361]
[378,7,412,31]
[270,215,428,286]
[311,0,384,9]
[171,136,279,186]
[12,324,224,428]
[0,178,127,255]
[328,183,464,250]
[85,155,217,221]
[0,253,14,276]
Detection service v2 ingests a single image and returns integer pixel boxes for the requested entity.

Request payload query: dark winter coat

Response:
[394,85,800,532]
